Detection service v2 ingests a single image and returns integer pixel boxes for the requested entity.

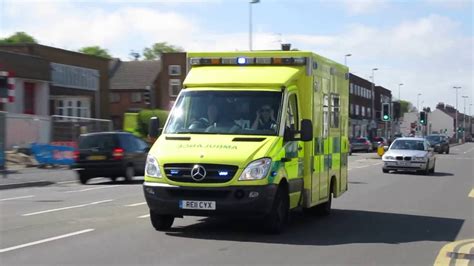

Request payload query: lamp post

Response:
[398,83,403,101]
[249,0,260,51]
[453,86,462,143]
[370,68,378,139]
[462,95,469,142]
[417,93,422,136]
[344,54,352,66]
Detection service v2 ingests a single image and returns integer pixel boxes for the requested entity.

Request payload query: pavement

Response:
[0,143,473,266]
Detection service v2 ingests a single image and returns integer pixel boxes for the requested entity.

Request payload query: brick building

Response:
[154,52,187,110]
[0,44,110,119]
[348,73,373,138]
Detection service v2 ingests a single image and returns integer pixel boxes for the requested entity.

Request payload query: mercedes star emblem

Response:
[191,165,207,181]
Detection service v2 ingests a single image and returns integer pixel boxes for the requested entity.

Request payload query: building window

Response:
[169,65,181,76]
[350,83,354,94]
[131,92,142,103]
[110,93,120,103]
[350,104,354,115]
[52,97,90,119]
[361,106,365,117]
[367,108,371,117]
[51,63,99,91]
[169,79,181,97]
[355,104,360,116]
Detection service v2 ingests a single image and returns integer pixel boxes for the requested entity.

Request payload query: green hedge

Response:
[137,109,169,137]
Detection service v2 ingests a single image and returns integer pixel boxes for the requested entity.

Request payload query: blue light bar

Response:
[237,57,247,65]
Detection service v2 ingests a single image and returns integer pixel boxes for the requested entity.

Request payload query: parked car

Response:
[350,137,373,152]
[72,132,150,184]
[371,136,389,150]
[425,134,450,154]
[382,137,436,175]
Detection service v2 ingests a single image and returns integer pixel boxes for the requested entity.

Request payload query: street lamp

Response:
[453,86,462,143]
[249,0,260,51]
[370,68,378,139]
[398,83,403,101]
[416,93,422,112]
[344,54,352,66]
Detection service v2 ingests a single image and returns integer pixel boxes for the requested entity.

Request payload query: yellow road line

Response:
[469,189,474,198]
[434,239,474,266]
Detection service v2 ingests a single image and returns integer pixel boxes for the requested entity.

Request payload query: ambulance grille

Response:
[163,163,238,183]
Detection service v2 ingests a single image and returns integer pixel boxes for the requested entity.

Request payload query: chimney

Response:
[281,43,291,51]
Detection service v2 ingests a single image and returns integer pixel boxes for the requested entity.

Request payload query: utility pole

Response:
[453,86,462,143]
[462,95,469,142]
[249,0,260,51]
[397,83,403,135]
[417,93,422,136]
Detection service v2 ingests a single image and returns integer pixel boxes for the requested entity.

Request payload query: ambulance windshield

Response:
[164,90,283,136]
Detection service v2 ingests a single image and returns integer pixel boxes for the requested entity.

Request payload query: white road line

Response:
[0,195,35,202]
[0,229,94,253]
[56,181,77,184]
[63,185,117,193]
[137,214,150,219]
[125,202,147,207]
[22,199,113,216]
[463,147,474,154]
[371,162,383,166]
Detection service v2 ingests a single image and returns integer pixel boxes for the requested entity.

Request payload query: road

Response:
[1,143,473,266]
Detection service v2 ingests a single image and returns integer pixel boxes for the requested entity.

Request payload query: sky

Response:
[0,0,473,112]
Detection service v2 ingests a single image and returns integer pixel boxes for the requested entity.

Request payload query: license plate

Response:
[179,200,216,210]
[87,155,106,161]
[397,161,410,166]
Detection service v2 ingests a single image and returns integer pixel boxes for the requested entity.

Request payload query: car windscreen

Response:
[354,139,368,143]
[390,140,425,151]
[78,134,118,151]
[426,136,441,143]
[164,90,283,136]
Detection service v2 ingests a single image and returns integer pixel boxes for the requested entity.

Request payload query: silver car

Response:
[382,137,436,175]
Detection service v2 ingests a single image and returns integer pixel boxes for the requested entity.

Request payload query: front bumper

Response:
[383,161,427,171]
[72,161,125,177]
[143,182,278,217]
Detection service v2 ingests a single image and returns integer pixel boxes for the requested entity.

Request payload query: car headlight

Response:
[384,155,395,160]
[412,156,426,162]
[145,155,162,178]
[239,158,272,181]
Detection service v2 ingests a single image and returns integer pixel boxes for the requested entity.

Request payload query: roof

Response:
[395,137,425,141]
[184,66,302,88]
[109,60,161,90]
[0,43,110,61]
[0,50,50,81]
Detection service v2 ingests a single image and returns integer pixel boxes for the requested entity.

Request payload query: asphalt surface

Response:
[0,143,473,266]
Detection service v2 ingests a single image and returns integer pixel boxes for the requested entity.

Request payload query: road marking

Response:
[22,199,113,216]
[371,162,383,166]
[0,195,35,202]
[125,202,147,207]
[0,229,94,253]
[137,214,150,219]
[469,189,474,198]
[434,239,474,266]
[56,181,77,184]
[464,147,474,154]
[63,185,117,193]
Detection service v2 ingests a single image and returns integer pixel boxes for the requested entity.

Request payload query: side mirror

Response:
[300,119,313,142]
[383,146,389,151]
[148,117,160,139]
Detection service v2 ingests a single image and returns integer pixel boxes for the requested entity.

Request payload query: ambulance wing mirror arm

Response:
[300,119,313,142]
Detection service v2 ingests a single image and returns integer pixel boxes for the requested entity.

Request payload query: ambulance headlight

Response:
[239,158,272,181]
[145,155,162,178]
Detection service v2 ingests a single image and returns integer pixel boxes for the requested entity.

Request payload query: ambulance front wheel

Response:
[150,210,174,231]
[264,185,289,234]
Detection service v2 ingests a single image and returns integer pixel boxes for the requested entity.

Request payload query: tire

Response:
[421,162,430,175]
[445,147,450,154]
[124,165,135,182]
[438,150,443,154]
[150,210,174,231]
[78,173,89,184]
[316,190,332,216]
[382,168,389,173]
[264,186,289,234]
[110,177,118,183]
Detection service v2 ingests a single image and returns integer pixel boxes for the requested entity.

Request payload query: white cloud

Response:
[343,0,390,15]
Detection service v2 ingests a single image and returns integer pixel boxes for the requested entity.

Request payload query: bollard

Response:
[377,144,385,157]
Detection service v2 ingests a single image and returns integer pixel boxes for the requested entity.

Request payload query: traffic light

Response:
[419,111,427,125]
[381,103,390,121]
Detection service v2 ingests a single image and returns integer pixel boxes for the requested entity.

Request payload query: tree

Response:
[78,46,112,59]
[143,42,184,60]
[400,100,416,114]
[0,32,37,44]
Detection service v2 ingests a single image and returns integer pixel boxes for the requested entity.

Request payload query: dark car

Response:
[72,132,150,184]
[425,134,449,154]
[371,136,389,150]
[350,137,373,152]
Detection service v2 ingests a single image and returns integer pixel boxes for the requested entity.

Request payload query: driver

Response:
[252,105,276,130]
